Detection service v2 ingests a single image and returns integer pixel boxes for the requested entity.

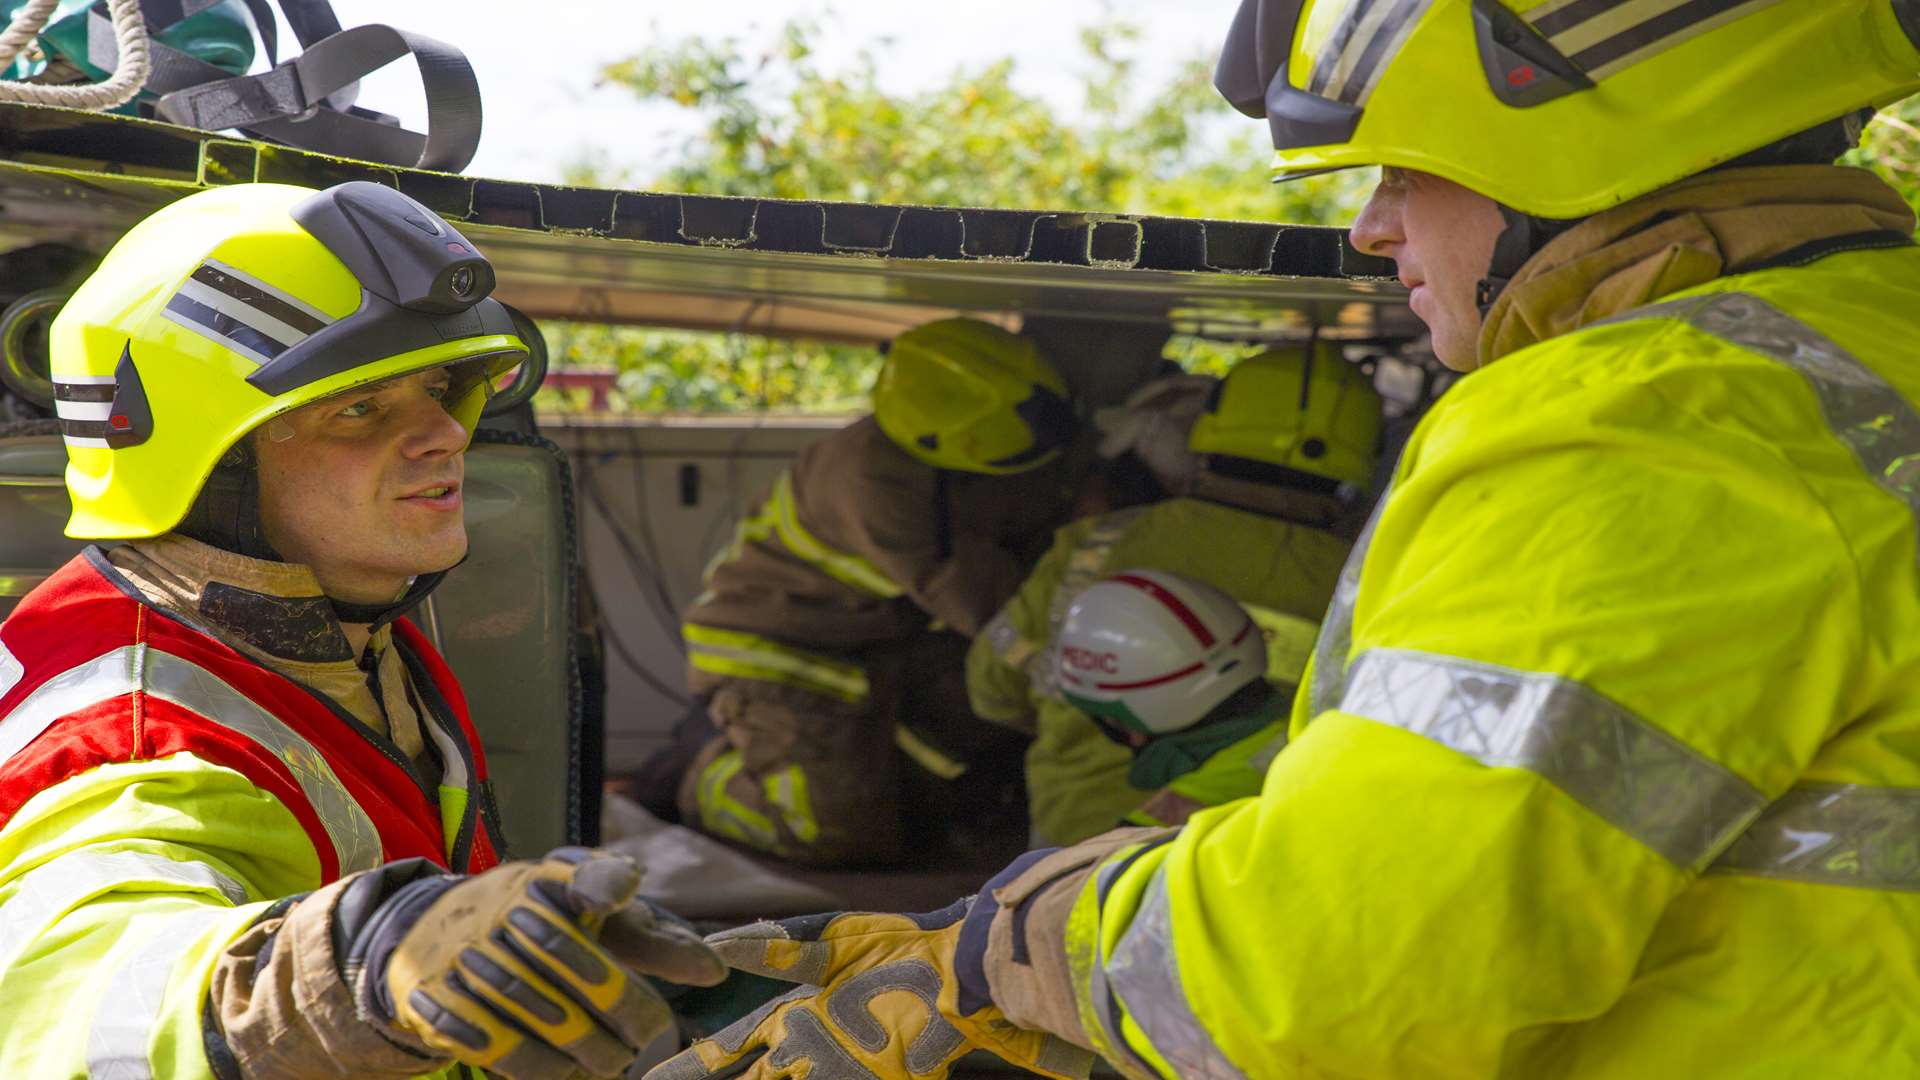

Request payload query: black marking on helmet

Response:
[188,264,327,336]
[918,434,940,450]
[54,381,115,403]
[162,259,331,368]
[989,385,1076,469]
[56,343,153,448]
[106,343,153,448]
[1472,0,1594,108]
[164,292,292,363]
[1529,0,1633,39]
[1308,2,1372,96]
[1309,0,1436,107]
[1565,0,1778,76]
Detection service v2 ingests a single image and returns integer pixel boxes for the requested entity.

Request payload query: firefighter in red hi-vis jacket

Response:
[0,181,723,1080]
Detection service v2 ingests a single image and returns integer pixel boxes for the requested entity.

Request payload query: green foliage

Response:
[589,16,1363,222]
[542,15,1366,414]
[1845,94,1920,219]
[536,322,879,414]
[549,19,1920,416]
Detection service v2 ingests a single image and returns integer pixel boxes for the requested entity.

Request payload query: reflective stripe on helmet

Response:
[160,259,334,367]
[1527,0,1794,81]
[1307,0,1438,107]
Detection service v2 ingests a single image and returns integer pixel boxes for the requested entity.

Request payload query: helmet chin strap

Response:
[1476,205,1581,317]
[174,442,283,563]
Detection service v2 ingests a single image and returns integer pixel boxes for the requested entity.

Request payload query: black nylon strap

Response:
[153,23,482,171]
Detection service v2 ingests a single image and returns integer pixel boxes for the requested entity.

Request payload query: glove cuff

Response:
[955,848,1058,1015]
[329,859,461,1027]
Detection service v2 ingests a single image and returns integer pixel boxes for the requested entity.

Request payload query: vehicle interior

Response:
[0,97,1437,940]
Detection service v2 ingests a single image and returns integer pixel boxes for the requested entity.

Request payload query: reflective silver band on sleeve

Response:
[0,849,246,972]
[85,907,228,1080]
[0,643,382,876]
[1305,482,1389,720]
[1102,869,1249,1080]
[1711,783,1920,891]
[1601,291,1920,573]
[1338,648,1767,870]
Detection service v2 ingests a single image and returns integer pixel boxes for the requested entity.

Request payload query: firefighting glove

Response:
[645,896,1094,1080]
[339,848,727,1079]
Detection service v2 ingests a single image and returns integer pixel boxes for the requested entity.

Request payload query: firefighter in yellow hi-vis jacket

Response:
[655,318,1077,866]
[968,345,1380,844]
[650,2,1920,1077]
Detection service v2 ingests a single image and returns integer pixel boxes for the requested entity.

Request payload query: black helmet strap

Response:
[175,439,282,563]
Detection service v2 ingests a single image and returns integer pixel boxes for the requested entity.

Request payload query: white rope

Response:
[0,0,61,73]
[0,0,152,110]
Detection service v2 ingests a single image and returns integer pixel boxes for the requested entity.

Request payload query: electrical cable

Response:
[582,559,691,707]
[575,452,687,653]
[623,429,689,646]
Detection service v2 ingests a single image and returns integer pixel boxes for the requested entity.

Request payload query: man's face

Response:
[1350,168,1507,370]
[255,368,469,603]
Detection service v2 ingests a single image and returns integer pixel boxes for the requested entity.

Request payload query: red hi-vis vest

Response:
[0,551,504,879]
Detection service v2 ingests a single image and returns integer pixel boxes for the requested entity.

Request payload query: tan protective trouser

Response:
[676,632,1019,867]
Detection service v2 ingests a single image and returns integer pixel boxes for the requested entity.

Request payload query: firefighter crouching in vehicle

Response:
[648,3,1920,1077]
[647,317,1077,867]
[968,344,1379,845]
[1053,570,1288,831]
[0,181,723,1080]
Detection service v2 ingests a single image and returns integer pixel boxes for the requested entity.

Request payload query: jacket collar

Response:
[1477,165,1917,366]
[118,534,367,665]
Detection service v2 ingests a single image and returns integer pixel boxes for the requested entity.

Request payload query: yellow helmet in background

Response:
[873,317,1074,475]
[52,181,527,539]
[1214,0,1920,219]
[1189,343,1382,491]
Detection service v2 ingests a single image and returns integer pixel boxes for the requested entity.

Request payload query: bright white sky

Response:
[314,1,1234,183]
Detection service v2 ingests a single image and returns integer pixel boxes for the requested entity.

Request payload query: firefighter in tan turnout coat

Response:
[659,318,1078,865]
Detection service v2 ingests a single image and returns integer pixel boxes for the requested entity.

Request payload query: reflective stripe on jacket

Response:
[1054,245,1920,1078]
[967,497,1345,844]
[0,550,501,1078]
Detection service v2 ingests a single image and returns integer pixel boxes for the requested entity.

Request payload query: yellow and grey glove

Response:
[338,848,726,1079]
[646,895,1093,1080]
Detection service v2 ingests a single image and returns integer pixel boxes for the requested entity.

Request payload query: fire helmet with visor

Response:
[50,180,527,542]
[873,317,1075,475]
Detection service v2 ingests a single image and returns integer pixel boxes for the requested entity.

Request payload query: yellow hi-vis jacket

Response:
[968,498,1345,844]
[1025,241,1920,1076]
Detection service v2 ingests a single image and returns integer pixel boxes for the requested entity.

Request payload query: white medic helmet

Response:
[1056,569,1266,737]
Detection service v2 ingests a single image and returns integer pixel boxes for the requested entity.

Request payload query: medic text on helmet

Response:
[1062,647,1121,680]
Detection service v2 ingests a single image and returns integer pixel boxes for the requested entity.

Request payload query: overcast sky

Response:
[314,1,1232,183]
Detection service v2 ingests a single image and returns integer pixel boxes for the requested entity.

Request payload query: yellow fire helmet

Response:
[1214,0,1920,219]
[51,181,527,539]
[1188,343,1382,491]
[873,317,1074,475]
